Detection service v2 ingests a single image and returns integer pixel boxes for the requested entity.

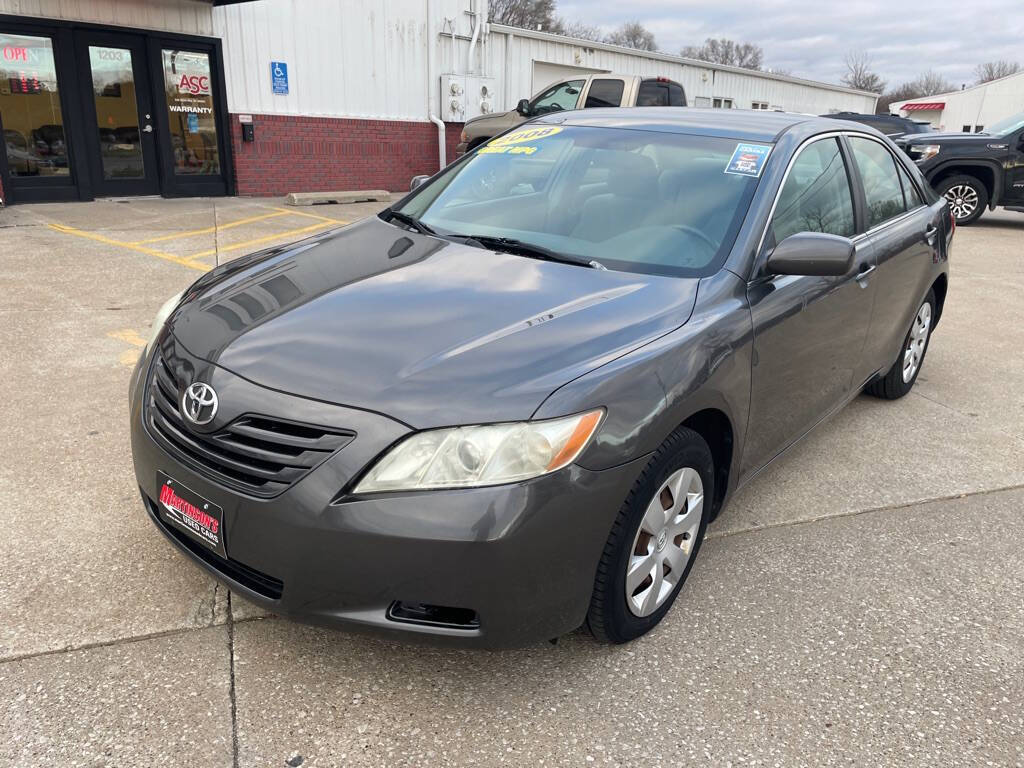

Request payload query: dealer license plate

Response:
[156,472,226,558]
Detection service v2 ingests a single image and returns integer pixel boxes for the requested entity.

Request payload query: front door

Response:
[1006,129,1024,204]
[742,136,877,476]
[75,31,160,196]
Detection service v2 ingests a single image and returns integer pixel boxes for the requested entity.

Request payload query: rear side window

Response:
[896,163,924,208]
[771,138,856,244]
[584,79,625,108]
[848,137,907,228]
[637,81,669,107]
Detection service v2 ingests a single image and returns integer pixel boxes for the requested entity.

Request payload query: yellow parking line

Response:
[188,220,344,260]
[131,210,292,245]
[48,224,209,272]
[108,329,147,347]
[270,206,348,224]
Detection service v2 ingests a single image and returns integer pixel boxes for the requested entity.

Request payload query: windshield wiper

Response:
[382,209,436,236]
[448,234,605,270]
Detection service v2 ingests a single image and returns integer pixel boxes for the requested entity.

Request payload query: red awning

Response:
[903,102,945,111]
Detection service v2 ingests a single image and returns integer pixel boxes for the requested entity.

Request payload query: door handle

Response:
[925,224,938,244]
[855,264,876,284]
[142,124,154,133]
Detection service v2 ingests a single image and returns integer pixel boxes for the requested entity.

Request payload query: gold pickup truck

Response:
[456,74,686,155]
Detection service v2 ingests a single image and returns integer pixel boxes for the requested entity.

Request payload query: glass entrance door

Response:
[75,31,159,196]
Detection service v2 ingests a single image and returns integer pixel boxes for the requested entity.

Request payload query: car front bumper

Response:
[130,345,645,648]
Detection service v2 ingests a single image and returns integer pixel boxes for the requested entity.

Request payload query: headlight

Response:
[354,410,604,493]
[910,144,940,162]
[145,290,184,354]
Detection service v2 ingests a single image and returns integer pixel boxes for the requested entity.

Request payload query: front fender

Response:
[925,159,1005,208]
[533,270,753,498]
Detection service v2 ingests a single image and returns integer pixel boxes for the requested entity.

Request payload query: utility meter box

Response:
[463,76,497,120]
[441,75,466,122]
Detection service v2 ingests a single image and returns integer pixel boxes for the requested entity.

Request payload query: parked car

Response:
[822,112,933,138]
[132,110,951,647]
[455,74,686,155]
[896,109,1024,224]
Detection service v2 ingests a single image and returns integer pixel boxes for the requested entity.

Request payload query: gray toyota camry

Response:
[130,108,952,647]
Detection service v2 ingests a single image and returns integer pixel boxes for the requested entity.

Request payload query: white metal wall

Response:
[487,27,877,116]
[212,1,877,120]
[0,0,214,35]
[893,73,1024,132]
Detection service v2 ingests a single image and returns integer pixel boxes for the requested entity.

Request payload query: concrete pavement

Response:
[1,198,1022,766]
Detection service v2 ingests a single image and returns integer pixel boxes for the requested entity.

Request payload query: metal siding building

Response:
[1,0,878,202]
[892,72,1024,133]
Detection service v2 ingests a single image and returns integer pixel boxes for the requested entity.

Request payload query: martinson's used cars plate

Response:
[156,472,226,558]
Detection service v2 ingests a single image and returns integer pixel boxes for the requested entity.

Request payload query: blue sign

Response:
[270,61,289,95]
[725,142,772,177]
[186,112,199,134]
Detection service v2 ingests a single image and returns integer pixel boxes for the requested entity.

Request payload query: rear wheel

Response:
[587,427,713,644]
[936,174,987,225]
[865,289,935,400]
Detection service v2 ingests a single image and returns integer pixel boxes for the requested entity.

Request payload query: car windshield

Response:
[395,124,765,277]
[984,110,1024,136]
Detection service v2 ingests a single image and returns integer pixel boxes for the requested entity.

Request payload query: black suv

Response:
[822,112,933,138]
[897,110,1024,224]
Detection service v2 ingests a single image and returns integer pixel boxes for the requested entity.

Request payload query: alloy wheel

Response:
[625,467,704,617]
[944,184,978,221]
[902,302,932,383]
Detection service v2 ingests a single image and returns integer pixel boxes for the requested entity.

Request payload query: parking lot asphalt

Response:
[1,198,1022,767]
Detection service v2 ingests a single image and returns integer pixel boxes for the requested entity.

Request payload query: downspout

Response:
[426,0,446,169]
[467,0,480,74]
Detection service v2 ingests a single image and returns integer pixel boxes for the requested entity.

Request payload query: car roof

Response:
[537,107,833,143]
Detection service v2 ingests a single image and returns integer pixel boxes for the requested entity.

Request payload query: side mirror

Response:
[516,98,532,117]
[409,174,430,192]
[766,232,855,277]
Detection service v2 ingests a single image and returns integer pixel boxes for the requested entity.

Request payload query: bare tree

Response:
[551,18,605,42]
[975,60,1021,83]
[842,50,886,93]
[681,38,764,70]
[604,21,657,51]
[488,0,559,31]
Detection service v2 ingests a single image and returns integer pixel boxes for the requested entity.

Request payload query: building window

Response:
[751,101,769,110]
[975,125,984,133]
[161,49,220,175]
[0,32,70,177]
[712,97,734,109]
[962,125,972,132]
[693,96,711,108]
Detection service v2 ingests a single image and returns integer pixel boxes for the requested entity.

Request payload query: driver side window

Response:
[770,138,856,246]
[531,80,583,115]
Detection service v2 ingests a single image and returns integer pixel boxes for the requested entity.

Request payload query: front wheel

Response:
[586,426,713,644]
[936,175,988,225]
[865,289,935,400]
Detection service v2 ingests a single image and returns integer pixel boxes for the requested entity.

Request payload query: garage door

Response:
[532,61,608,95]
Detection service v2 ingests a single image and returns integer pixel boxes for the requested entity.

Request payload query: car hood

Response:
[169,217,700,428]
[901,131,993,145]
[464,110,516,128]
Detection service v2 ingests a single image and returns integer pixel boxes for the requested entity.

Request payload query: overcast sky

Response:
[556,0,1023,91]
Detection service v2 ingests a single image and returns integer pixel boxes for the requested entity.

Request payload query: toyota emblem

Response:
[181,382,219,426]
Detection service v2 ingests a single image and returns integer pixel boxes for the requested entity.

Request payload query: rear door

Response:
[581,77,628,108]
[742,136,878,474]
[846,134,939,376]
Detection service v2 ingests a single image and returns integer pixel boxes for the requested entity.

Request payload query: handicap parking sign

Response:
[271,61,289,95]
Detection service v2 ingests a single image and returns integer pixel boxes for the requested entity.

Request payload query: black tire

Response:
[587,426,714,644]
[865,289,936,400]
[935,174,988,225]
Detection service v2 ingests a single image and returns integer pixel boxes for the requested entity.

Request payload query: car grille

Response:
[146,353,355,497]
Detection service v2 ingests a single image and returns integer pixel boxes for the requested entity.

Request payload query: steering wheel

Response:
[673,225,718,254]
